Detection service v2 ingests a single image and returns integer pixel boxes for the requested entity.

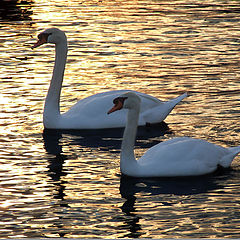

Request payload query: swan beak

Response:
[32,33,49,49]
[108,101,123,114]
[107,97,127,114]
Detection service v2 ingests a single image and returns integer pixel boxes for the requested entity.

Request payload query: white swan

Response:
[33,28,187,130]
[108,92,240,177]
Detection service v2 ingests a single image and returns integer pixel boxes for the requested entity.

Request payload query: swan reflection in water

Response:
[42,127,233,238]
[42,122,170,208]
[42,121,170,155]
[119,171,232,238]
[42,122,170,204]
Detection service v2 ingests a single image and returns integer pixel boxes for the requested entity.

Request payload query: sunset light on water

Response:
[0,0,239,238]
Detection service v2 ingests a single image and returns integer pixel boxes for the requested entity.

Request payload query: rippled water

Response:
[0,0,240,238]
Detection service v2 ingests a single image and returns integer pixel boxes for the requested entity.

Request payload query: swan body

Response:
[108,92,240,177]
[33,28,187,130]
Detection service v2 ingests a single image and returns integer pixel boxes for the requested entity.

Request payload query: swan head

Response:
[32,28,67,49]
[108,92,141,114]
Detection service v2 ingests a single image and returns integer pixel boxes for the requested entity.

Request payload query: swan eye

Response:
[113,98,118,104]
[113,97,127,104]
[32,32,52,49]
[38,32,52,40]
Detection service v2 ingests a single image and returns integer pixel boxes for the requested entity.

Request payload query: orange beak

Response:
[107,97,127,114]
[108,100,123,114]
[32,33,49,49]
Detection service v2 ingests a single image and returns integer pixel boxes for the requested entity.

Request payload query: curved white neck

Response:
[43,41,67,125]
[120,105,140,174]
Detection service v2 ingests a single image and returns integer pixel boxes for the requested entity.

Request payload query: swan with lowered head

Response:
[32,28,187,130]
[108,92,240,177]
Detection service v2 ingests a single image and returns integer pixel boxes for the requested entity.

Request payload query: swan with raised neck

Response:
[33,28,188,130]
[108,92,240,177]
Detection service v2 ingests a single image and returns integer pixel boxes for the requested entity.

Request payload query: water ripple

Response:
[0,0,239,238]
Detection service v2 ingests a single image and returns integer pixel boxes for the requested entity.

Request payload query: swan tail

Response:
[219,146,240,168]
[229,146,240,156]
[168,92,188,108]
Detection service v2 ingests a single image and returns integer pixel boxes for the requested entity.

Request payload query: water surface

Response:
[0,0,240,238]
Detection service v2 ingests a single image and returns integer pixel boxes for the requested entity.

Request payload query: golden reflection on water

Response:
[0,0,240,238]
